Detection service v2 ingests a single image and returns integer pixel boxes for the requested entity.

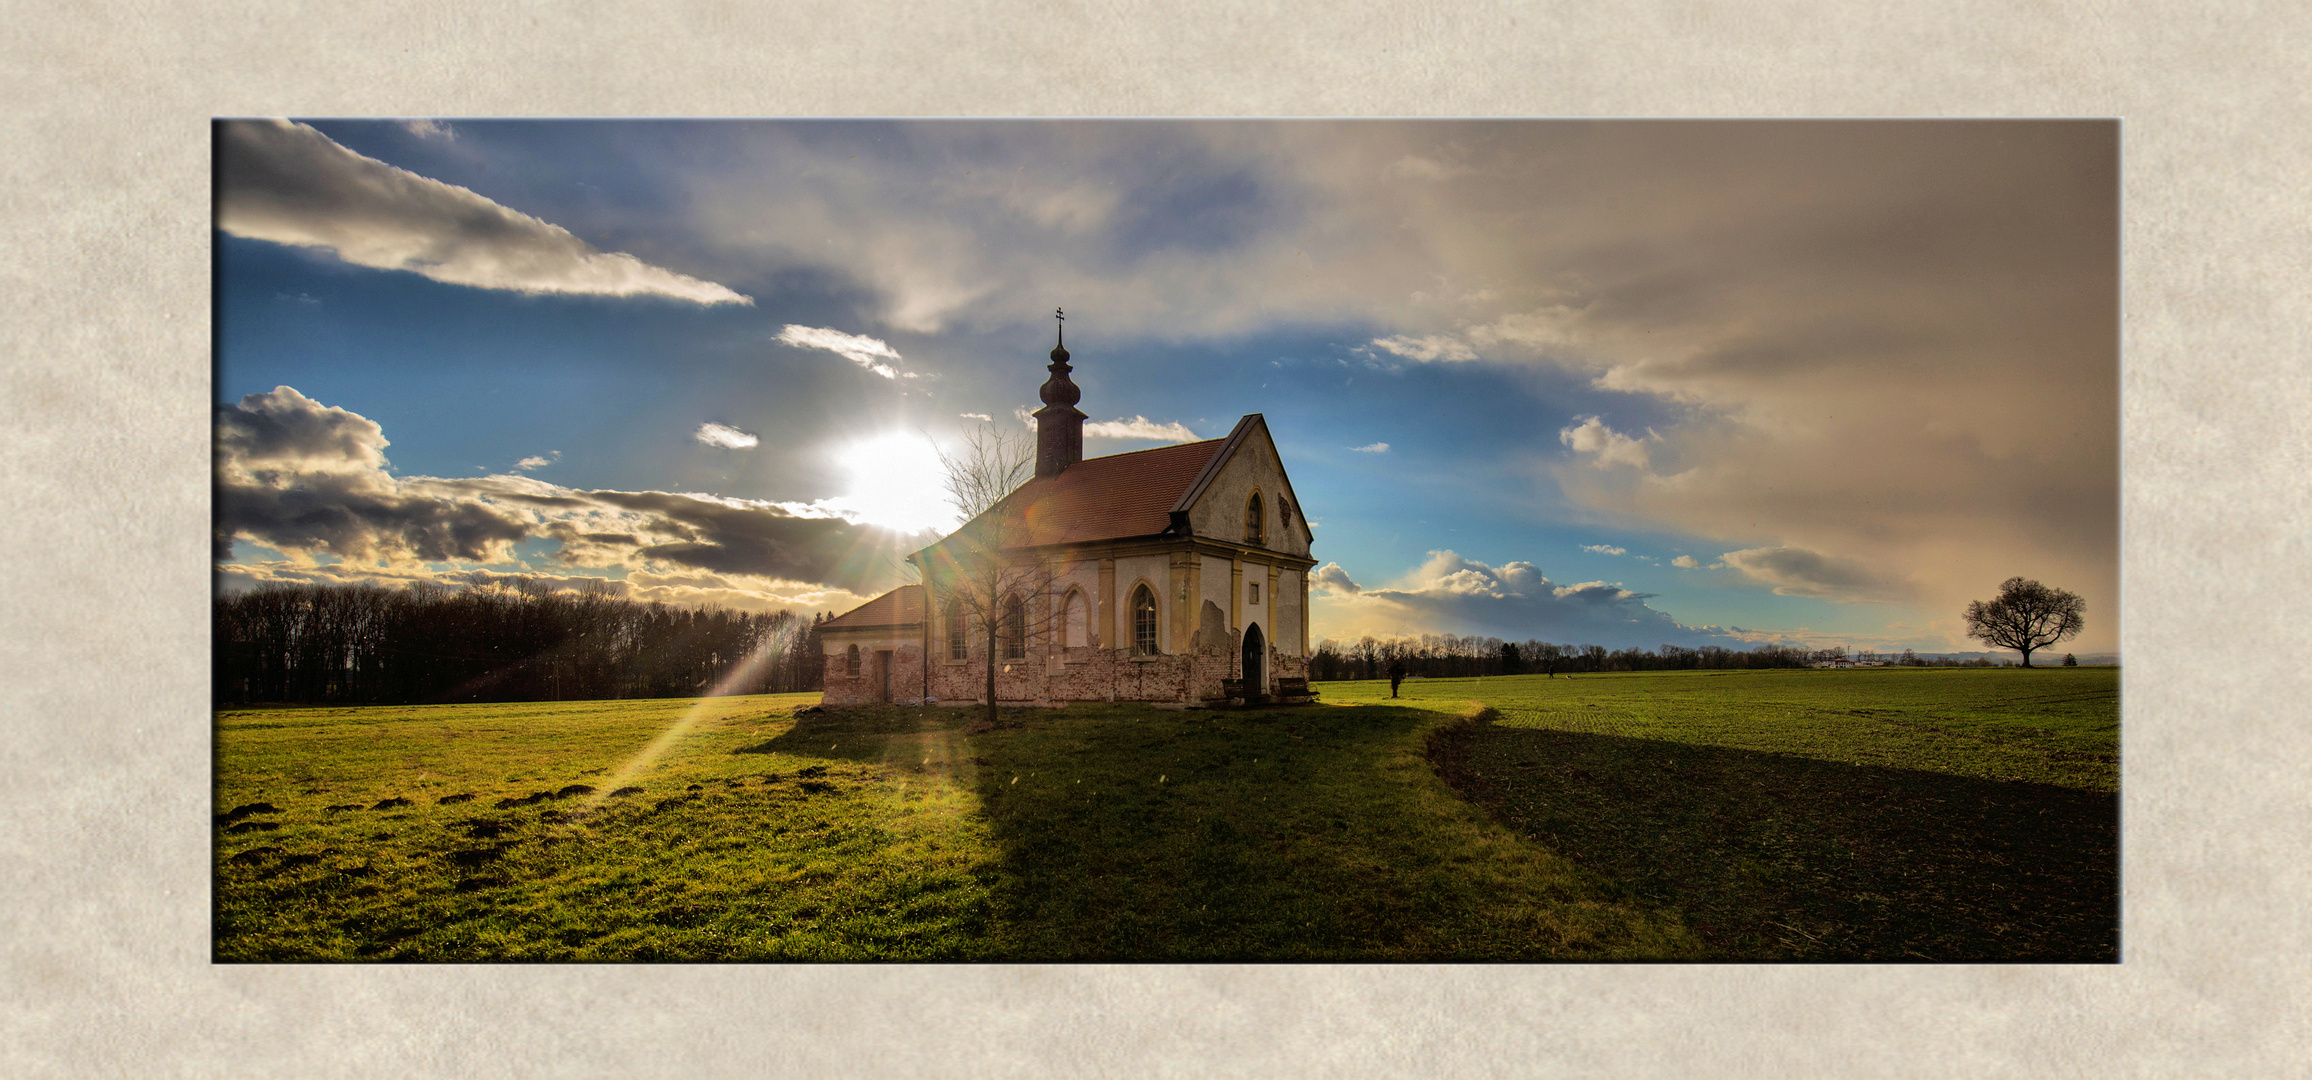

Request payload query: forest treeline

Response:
[215,579,827,706]
[212,579,2008,707]
[1307,634,1998,680]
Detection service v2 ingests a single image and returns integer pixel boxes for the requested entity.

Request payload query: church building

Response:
[818,324,1316,706]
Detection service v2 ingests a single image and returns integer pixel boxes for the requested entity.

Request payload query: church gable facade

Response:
[819,330,1316,707]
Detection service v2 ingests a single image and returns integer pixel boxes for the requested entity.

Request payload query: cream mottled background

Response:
[3,3,2303,1075]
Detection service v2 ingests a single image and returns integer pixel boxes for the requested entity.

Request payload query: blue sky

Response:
[214,118,2118,655]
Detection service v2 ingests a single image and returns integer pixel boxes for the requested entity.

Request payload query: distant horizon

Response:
[214,118,2117,657]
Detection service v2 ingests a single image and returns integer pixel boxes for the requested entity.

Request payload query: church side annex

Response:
[818,324,1317,707]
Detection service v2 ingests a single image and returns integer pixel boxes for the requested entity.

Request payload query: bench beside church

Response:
[819,330,1317,706]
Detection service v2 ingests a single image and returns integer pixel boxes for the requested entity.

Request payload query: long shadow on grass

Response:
[735,705,955,761]
[958,703,1692,962]
[1433,722,2117,961]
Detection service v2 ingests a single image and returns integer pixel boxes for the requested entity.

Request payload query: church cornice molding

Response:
[976,534,1317,573]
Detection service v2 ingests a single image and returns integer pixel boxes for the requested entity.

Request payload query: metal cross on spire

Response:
[1055,306,1065,347]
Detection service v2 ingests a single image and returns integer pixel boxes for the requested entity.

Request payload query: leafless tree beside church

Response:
[922,421,1069,727]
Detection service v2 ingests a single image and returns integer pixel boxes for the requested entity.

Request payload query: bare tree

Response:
[937,422,1035,523]
[923,421,1063,726]
[1962,576,2085,668]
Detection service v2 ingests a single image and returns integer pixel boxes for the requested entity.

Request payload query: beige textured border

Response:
[4,3,2304,1076]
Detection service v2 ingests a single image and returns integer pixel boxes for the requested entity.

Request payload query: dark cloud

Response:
[215,387,910,593]
[1717,546,1913,603]
[213,386,531,562]
[1390,122,2122,639]
[216,470,535,564]
[212,385,389,471]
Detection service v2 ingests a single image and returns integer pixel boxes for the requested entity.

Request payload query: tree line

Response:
[1307,635,2015,681]
[214,579,828,706]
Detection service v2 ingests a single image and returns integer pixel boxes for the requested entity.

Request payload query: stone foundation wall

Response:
[922,645,1308,705]
[821,642,928,706]
[822,631,1310,708]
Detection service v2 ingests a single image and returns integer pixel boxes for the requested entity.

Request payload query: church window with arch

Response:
[1062,588,1089,648]
[844,643,860,677]
[1001,594,1026,659]
[946,605,968,661]
[1245,491,1265,546]
[1131,584,1159,655]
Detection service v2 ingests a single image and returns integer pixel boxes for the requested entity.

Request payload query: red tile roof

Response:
[949,437,1226,549]
[820,583,923,631]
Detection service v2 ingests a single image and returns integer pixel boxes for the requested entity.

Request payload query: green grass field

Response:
[215,667,2116,961]
[1333,666,2118,960]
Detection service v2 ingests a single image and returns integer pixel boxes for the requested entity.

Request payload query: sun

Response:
[829,431,957,534]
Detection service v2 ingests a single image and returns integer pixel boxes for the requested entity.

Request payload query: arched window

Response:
[844,643,861,676]
[1001,594,1026,659]
[1131,584,1159,656]
[1244,492,1265,546]
[947,605,968,661]
[1063,589,1089,648]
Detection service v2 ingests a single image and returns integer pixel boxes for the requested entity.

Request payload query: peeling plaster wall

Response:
[1183,422,1311,559]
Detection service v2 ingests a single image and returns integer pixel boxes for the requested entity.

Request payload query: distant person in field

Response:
[1387,658,1405,698]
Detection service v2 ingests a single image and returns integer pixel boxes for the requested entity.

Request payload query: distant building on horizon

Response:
[818,327,1316,706]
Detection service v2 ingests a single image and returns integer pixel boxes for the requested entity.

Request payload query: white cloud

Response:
[776,324,901,379]
[216,120,749,305]
[514,452,559,471]
[398,118,457,141]
[1581,544,1627,556]
[694,422,759,450]
[1308,550,1722,648]
[214,560,876,620]
[1672,555,1701,568]
[1351,442,1389,453]
[1557,416,1653,470]
[1082,416,1200,443]
[958,412,992,421]
[1369,334,1477,363]
[619,570,875,617]
[1311,562,1362,595]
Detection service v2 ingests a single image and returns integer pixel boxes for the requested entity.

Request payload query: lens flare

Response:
[579,624,797,813]
[826,432,954,533]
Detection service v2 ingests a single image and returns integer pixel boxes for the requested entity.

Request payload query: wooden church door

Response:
[1242,623,1265,691]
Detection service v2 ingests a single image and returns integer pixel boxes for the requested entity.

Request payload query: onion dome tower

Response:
[1033,307,1086,478]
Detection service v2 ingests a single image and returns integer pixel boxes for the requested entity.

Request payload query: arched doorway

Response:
[1242,622,1265,692]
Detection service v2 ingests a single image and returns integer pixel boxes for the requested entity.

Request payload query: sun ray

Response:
[577,623,803,815]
